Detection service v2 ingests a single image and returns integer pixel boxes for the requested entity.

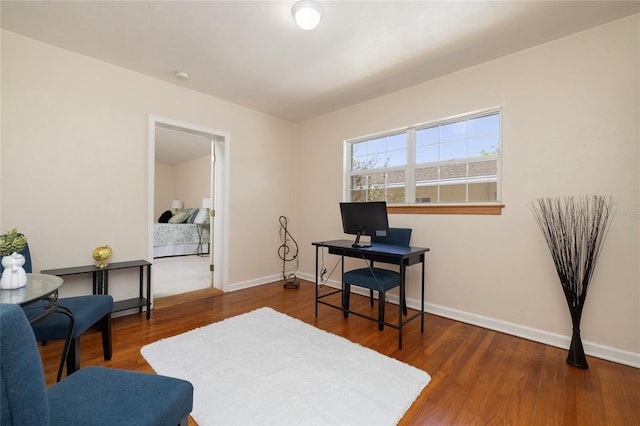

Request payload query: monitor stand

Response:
[351,233,371,248]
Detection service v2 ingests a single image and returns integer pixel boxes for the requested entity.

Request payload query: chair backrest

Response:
[0,304,50,425]
[372,228,412,247]
[0,237,33,274]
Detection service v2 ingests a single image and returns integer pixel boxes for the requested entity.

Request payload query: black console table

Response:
[41,260,152,319]
[312,240,429,349]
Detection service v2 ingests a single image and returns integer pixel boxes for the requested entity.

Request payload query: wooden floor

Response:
[38,280,640,425]
[152,286,224,310]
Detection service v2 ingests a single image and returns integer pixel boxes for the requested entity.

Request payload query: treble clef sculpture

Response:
[278,216,299,289]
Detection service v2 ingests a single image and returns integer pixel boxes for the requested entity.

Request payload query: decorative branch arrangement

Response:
[531,195,615,369]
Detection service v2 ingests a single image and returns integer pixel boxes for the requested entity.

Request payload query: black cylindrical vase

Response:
[567,328,588,369]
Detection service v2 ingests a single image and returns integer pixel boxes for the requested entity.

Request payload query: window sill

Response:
[387,204,505,215]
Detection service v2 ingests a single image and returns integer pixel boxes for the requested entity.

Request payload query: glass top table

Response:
[0,273,63,305]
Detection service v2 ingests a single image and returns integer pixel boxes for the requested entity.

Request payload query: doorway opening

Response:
[147,115,229,304]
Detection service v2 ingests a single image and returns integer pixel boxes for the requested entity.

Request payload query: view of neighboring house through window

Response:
[349,132,408,203]
[346,109,501,204]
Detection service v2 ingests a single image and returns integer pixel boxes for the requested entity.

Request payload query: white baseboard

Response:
[422,300,640,368]
[296,272,640,368]
[227,274,283,292]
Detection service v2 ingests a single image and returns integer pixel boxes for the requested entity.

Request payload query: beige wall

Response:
[154,155,211,221]
[154,162,175,221]
[174,155,211,212]
[1,30,297,299]
[296,15,639,363]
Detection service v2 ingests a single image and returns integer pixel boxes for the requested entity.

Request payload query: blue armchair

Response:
[0,303,193,426]
[342,228,412,330]
[0,240,113,381]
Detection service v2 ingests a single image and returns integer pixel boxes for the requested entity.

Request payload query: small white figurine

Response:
[1,252,28,290]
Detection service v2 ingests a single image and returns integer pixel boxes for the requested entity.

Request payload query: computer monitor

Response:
[339,201,390,248]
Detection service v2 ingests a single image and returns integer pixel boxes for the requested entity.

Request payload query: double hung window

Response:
[346,109,501,205]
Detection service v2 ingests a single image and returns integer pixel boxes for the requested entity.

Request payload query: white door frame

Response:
[147,114,230,293]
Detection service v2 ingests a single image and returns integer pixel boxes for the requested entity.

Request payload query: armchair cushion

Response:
[1,304,193,426]
[0,304,50,426]
[48,367,193,426]
[343,267,401,292]
[28,295,113,340]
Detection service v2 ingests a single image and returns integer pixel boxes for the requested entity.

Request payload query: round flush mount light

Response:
[292,0,322,30]
[175,71,190,81]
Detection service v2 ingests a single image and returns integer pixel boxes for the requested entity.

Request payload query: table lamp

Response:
[171,200,183,214]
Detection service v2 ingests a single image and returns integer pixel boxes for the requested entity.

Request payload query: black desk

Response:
[312,239,430,349]
[41,260,152,319]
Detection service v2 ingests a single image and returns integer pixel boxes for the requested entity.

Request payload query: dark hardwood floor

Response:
[38,280,640,425]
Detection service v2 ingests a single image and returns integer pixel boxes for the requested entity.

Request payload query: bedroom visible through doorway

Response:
[153,123,213,300]
[148,115,229,303]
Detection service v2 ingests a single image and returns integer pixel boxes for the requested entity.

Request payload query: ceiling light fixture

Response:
[175,71,190,81]
[292,0,323,31]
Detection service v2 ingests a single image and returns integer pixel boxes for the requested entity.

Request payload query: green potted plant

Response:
[0,228,28,289]
[0,228,27,256]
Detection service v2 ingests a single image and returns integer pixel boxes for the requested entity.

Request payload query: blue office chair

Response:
[342,228,412,330]
[0,303,193,426]
[0,240,113,381]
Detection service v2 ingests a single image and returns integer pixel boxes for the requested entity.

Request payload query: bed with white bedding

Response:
[153,223,210,258]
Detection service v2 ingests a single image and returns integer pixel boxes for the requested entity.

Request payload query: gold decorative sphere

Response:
[92,245,112,268]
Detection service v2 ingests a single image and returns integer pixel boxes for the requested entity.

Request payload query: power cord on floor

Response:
[318,248,341,289]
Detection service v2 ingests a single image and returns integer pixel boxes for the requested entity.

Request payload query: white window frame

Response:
[344,107,502,206]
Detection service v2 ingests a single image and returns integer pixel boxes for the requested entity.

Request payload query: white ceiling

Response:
[2,1,639,125]
[154,125,213,166]
[7,1,638,167]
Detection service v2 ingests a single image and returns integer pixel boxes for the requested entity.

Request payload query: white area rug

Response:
[153,255,211,298]
[141,307,430,426]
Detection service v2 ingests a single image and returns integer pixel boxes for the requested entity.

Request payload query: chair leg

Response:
[66,337,81,376]
[378,292,385,331]
[402,295,408,316]
[101,314,112,360]
[63,315,111,377]
[369,289,374,306]
[343,283,350,318]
